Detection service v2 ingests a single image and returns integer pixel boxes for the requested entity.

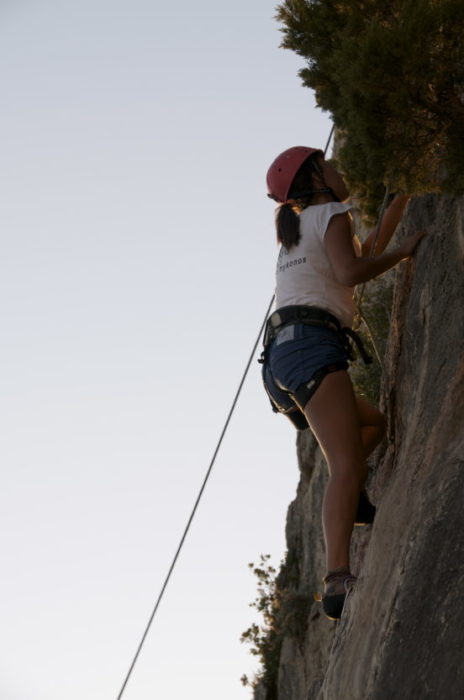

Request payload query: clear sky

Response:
[0,2,332,698]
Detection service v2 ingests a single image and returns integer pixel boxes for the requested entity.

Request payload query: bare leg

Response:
[304,370,366,572]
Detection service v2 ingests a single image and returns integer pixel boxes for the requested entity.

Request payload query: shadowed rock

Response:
[254,193,464,699]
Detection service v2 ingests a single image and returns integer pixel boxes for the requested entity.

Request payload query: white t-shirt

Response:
[274,202,361,328]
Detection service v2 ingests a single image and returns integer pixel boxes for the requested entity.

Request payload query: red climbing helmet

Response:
[266,146,322,203]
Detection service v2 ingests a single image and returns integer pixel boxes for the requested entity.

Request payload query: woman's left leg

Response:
[303,370,366,572]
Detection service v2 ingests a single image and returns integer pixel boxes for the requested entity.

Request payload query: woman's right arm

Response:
[325,213,426,286]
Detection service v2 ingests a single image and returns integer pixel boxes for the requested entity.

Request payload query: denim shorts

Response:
[262,323,350,429]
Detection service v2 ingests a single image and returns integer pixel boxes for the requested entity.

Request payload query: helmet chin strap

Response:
[310,186,341,202]
[291,187,340,203]
[327,187,341,202]
[270,187,341,206]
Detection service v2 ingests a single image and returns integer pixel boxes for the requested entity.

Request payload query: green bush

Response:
[241,554,313,695]
[276,0,464,212]
[240,555,282,694]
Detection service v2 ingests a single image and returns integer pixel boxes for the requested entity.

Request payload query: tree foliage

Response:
[240,555,281,694]
[240,554,312,695]
[276,0,464,209]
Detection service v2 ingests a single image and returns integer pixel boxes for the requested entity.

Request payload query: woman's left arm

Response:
[361,195,411,257]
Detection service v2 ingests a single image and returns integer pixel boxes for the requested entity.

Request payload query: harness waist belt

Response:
[262,305,373,365]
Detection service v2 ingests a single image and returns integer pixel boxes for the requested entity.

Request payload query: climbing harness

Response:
[259,305,373,419]
[261,305,373,366]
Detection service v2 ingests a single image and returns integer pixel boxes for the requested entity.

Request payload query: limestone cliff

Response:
[254,193,464,700]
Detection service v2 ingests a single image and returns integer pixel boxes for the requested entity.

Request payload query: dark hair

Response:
[275,153,328,250]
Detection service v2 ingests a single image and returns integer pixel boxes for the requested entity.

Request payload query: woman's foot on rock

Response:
[322,569,357,620]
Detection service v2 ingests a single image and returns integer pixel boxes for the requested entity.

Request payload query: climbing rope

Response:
[115,295,275,700]
[354,187,391,369]
[323,123,335,156]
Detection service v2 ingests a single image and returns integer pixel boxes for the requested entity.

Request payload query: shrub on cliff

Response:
[241,554,312,695]
[240,555,281,695]
[276,0,464,212]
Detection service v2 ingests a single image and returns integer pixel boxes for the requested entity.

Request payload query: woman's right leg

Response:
[303,370,366,573]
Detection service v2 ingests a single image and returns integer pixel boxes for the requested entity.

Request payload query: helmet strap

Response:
[288,187,339,204]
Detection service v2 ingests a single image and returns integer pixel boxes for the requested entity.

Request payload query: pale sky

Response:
[0,2,332,698]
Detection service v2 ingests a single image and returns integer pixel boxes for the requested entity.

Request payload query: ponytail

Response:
[276,202,301,249]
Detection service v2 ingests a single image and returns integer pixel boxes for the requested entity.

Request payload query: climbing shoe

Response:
[321,569,357,620]
[355,489,376,526]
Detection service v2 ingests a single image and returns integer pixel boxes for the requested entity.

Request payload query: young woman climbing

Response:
[261,146,425,620]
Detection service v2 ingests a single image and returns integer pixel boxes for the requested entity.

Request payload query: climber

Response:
[261,146,425,620]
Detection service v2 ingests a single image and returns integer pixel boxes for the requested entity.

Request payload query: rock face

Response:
[255,194,464,699]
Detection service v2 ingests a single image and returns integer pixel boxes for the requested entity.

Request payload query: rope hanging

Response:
[323,123,335,156]
[354,187,391,370]
[115,295,275,700]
